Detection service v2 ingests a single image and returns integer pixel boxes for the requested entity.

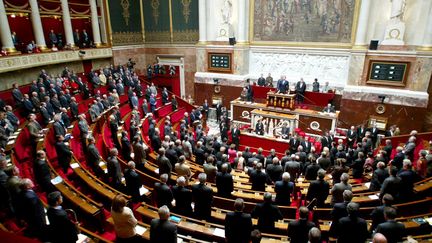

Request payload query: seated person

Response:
[322,103,335,113]
[255,120,264,136]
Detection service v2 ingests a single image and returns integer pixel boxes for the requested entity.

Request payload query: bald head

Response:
[373,233,387,243]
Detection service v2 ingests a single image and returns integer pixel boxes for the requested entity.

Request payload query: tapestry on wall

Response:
[252,0,357,43]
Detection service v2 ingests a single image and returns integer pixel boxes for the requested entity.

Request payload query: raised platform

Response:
[231,98,339,136]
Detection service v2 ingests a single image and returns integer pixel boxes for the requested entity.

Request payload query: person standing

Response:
[191,173,213,220]
[46,191,79,243]
[312,78,320,92]
[150,206,177,243]
[251,192,283,233]
[225,199,252,243]
[111,195,143,242]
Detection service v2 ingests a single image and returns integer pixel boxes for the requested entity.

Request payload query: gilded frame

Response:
[248,0,361,48]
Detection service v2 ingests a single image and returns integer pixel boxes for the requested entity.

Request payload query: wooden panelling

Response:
[194,82,242,108]
[339,99,427,133]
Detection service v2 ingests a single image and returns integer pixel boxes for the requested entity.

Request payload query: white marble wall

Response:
[248,48,351,89]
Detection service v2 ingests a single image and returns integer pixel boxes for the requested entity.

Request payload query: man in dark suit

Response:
[107,148,122,189]
[154,174,173,208]
[274,172,294,206]
[172,176,193,216]
[369,124,379,148]
[157,148,172,178]
[288,207,316,243]
[16,179,47,240]
[255,120,264,135]
[380,166,401,201]
[301,137,312,154]
[48,29,58,47]
[392,146,405,170]
[357,124,366,141]
[231,124,241,149]
[216,163,233,197]
[150,206,177,243]
[346,126,357,149]
[284,154,301,182]
[376,207,406,243]
[295,78,306,103]
[86,137,105,177]
[266,157,283,183]
[151,129,162,152]
[33,150,53,193]
[46,191,79,243]
[306,169,329,207]
[397,160,417,202]
[55,135,72,173]
[369,162,389,192]
[329,190,353,236]
[53,114,67,138]
[12,83,24,106]
[124,161,142,202]
[225,198,252,243]
[251,192,283,233]
[193,141,206,165]
[370,194,394,232]
[322,103,335,113]
[280,122,290,139]
[277,75,289,94]
[289,135,300,155]
[162,87,169,104]
[202,99,209,119]
[249,163,270,191]
[216,102,222,122]
[336,202,369,243]
[191,173,213,220]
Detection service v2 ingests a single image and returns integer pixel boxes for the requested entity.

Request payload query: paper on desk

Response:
[70,163,80,169]
[77,233,90,243]
[135,225,147,235]
[139,186,149,196]
[99,161,105,167]
[365,182,371,189]
[154,168,159,174]
[213,228,225,237]
[51,176,63,185]
[7,140,15,145]
[368,194,379,200]
[177,238,183,243]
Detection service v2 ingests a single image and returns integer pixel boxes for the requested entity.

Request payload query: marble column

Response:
[89,0,102,46]
[97,0,107,44]
[60,0,75,47]
[237,0,249,43]
[0,0,17,53]
[353,0,371,47]
[420,6,432,49]
[29,0,48,50]
[198,0,207,43]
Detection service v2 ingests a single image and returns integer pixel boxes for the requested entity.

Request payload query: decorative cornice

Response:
[0,48,112,74]
[112,32,143,45]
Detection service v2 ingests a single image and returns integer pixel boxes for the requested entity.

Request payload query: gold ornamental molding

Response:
[146,31,171,43]
[181,0,192,24]
[120,0,130,26]
[0,48,112,74]
[173,29,199,43]
[151,0,160,25]
[112,31,143,45]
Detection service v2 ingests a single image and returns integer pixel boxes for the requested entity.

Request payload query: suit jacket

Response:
[225,211,252,243]
[288,219,316,243]
[331,182,352,205]
[172,185,193,215]
[70,102,78,118]
[251,202,283,232]
[53,121,66,137]
[392,152,405,170]
[154,182,173,208]
[47,207,79,243]
[55,141,72,168]
[216,172,233,197]
[249,170,269,191]
[162,91,169,104]
[16,190,46,230]
[306,179,330,207]
[295,81,306,94]
[255,122,264,135]
[284,161,301,181]
[274,180,294,206]
[370,168,389,191]
[33,159,51,188]
[305,164,320,181]
[107,156,122,185]
[27,120,42,140]
[86,144,101,167]
[157,155,172,178]
[124,168,142,199]
[191,183,213,219]
[336,216,369,243]
[266,164,283,183]
[150,219,177,243]
[376,220,406,243]
[351,158,365,179]
[231,128,240,143]
[301,141,312,154]
[380,176,401,200]
[194,147,206,165]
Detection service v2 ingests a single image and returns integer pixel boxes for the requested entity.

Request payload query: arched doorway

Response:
[156,55,185,97]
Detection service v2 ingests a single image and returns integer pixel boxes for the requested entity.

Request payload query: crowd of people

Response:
[0,62,431,243]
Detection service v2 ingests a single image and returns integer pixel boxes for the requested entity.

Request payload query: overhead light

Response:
[11,14,16,18]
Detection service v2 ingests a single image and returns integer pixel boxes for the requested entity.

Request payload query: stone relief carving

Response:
[249,52,349,87]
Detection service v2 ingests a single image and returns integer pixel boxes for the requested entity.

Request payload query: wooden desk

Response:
[266,92,296,110]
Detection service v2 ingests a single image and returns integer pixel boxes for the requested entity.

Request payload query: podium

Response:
[266,92,296,110]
